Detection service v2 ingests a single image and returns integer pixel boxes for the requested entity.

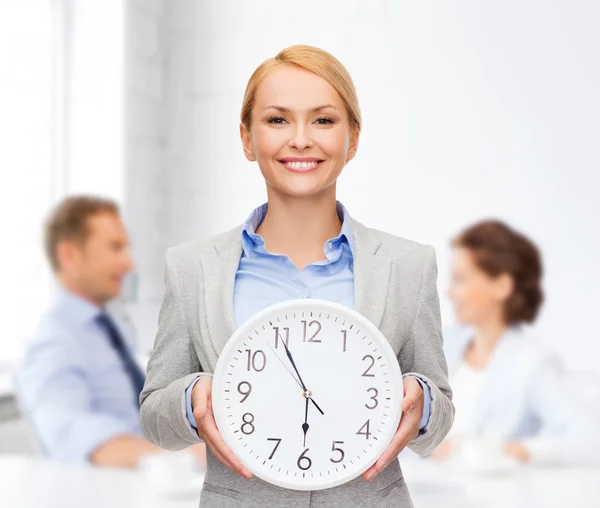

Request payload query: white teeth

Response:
[284,161,319,169]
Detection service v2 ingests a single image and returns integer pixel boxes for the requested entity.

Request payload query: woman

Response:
[434,220,600,466]
[140,45,454,507]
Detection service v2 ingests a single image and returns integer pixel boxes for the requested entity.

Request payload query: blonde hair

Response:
[240,45,361,134]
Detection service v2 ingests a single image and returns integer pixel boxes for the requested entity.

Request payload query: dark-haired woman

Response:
[434,220,600,466]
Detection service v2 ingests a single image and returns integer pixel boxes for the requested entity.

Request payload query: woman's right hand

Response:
[430,439,453,461]
[191,376,252,479]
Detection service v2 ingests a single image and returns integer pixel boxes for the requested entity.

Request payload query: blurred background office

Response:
[1,1,599,507]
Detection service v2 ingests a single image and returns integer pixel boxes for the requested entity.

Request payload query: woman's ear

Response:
[345,129,359,164]
[494,273,515,302]
[240,123,257,162]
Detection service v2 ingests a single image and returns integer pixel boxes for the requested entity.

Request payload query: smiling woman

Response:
[239,56,359,214]
[140,45,454,508]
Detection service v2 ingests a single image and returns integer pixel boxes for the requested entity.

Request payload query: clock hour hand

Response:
[307,393,324,415]
[302,396,309,447]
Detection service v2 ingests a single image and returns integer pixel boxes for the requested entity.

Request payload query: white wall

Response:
[66,0,125,200]
[0,0,60,361]
[149,0,600,372]
[122,0,168,350]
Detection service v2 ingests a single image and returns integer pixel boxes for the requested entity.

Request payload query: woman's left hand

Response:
[363,376,424,481]
[504,441,531,463]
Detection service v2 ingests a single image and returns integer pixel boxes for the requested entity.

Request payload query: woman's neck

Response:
[256,187,342,270]
[466,314,508,369]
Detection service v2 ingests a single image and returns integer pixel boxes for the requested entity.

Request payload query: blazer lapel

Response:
[351,218,391,330]
[201,226,243,357]
[201,217,392,355]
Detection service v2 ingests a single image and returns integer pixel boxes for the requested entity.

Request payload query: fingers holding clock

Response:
[191,377,252,479]
[363,377,424,482]
[203,398,253,479]
[400,376,425,414]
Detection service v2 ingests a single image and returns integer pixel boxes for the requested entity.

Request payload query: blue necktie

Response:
[96,313,146,408]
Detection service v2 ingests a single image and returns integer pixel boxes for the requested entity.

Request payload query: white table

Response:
[0,455,203,508]
[0,370,14,398]
[401,458,600,508]
[1,455,599,508]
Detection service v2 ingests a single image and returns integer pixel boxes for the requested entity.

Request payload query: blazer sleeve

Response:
[399,245,455,456]
[139,248,207,450]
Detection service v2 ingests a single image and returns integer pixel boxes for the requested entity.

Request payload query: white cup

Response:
[138,452,198,494]
[457,437,518,474]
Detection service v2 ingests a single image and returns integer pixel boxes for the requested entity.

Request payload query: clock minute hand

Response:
[266,342,303,390]
[281,338,307,390]
[281,338,325,416]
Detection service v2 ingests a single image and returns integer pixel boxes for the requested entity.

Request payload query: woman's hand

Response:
[504,441,531,463]
[430,439,453,461]
[363,376,424,481]
[191,376,252,479]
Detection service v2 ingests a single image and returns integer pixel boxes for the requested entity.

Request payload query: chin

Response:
[272,180,335,199]
[454,311,473,326]
[106,286,122,301]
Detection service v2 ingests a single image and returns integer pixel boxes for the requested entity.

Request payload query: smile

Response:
[278,159,324,172]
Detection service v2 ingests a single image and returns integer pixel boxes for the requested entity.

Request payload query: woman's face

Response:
[447,247,513,326]
[241,65,358,199]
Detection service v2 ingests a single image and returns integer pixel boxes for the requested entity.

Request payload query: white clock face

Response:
[212,299,403,491]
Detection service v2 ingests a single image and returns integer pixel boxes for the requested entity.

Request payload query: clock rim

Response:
[212,298,403,491]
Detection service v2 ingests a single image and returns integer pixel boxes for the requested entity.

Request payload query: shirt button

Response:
[327,242,333,250]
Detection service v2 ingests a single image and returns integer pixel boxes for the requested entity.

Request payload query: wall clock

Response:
[212,299,403,490]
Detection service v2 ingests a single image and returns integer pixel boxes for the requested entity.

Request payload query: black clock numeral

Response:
[297,448,312,470]
[302,320,322,343]
[357,419,371,439]
[330,441,345,463]
[267,438,282,460]
[237,381,252,403]
[341,329,347,352]
[241,413,255,435]
[273,327,289,349]
[365,387,379,409]
[361,355,375,377]
[245,349,266,372]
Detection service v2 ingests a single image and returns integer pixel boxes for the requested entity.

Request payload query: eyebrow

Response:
[262,104,338,114]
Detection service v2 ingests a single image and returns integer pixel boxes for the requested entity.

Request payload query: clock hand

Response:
[267,340,325,414]
[267,339,320,442]
[266,342,303,390]
[308,392,324,416]
[281,336,307,390]
[302,397,309,448]
[302,396,309,447]
[281,337,325,416]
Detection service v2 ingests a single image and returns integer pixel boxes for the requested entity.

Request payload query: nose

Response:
[288,123,313,150]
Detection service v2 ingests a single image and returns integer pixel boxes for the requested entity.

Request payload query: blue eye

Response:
[267,116,286,124]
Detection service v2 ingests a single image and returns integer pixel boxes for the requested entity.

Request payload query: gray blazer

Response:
[140,218,454,508]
